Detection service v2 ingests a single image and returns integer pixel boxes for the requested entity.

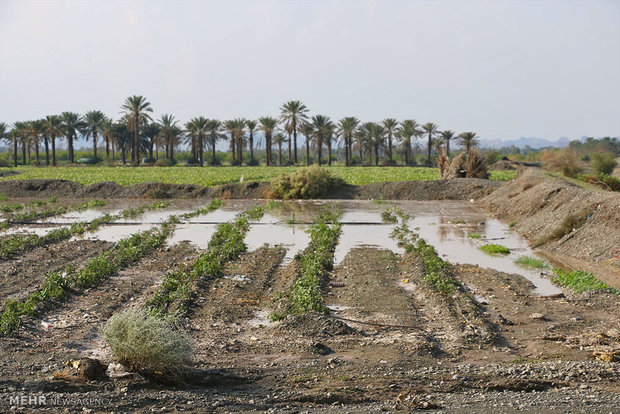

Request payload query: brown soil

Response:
[480,168,620,289]
[0,178,502,201]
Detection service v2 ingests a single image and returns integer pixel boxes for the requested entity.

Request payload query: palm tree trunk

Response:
[427,133,432,164]
[199,137,204,166]
[68,135,74,164]
[327,140,332,166]
[249,132,254,161]
[305,139,310,166]
[344,136,349,166]
[375,144,379,166]
[211,138,216,165]
[293,121,298,164]
[287,132,291,163]
[388,133,393,163]
[51,136,57,166]
[446,140,450,157]
[134,129,140,165]
[44,137,50,165]
[93,132,98,160]
[13,137,18,166]
[106,137,110,159]
[317,137,322,166]
[278,143,282,165]
[266,134,271,166]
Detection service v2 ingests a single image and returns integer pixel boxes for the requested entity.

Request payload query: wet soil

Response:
[0,243,618,412]
[0,177,502,201]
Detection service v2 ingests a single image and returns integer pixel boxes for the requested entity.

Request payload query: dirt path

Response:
[0,239,111,302]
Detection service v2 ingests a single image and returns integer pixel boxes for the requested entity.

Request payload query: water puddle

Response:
[86,224,154,242]
[397,201,562,296]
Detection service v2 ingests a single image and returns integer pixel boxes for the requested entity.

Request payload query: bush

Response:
[102,308,191,379]
[0,158,10,167]
[577,173,620,192]
[270,166,344,199]
[246,158,259,166]
[541,149,583,178]
[590,153,617,175]
[29,159,41,166]
[154,158,176,167]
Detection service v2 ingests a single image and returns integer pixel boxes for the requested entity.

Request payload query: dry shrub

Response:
[102,308,191,380]
[541,149,583,177]
[438,153,450,176]
[270,166,344,199]
[442,150,488,179]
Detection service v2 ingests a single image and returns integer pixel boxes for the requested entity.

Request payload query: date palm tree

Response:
[274,132,286,165]
[422,122,439,165]
[300,122,314,166]
[280,100,309,164]
[0,122,8,160]
[142,122,160,161]
[398,119,422,165]
[157,114,179,161]
[186,116,209,166]
[60,112,84,164]
[27,119,46,164]
[121,95,153,165]
[206,119,223,165]
[233,118,246,165]
[458,132,479,152]
[337,117,359,166]
[83,110,107,161]
[259,117,278,166]
[382,118,399,164]
[246,120,257,162]
[310,115,332,166]
[284,121,293,163]
[100,118,115,161]
[12,121,30,165]
[440,130,456,157]
[43,116,61,166]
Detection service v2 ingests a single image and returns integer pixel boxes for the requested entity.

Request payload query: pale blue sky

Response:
[1,0,619,141]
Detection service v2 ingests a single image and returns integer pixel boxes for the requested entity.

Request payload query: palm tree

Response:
[284,122,293,163]
[259,117,278,166]
[440,130,455,157]
[83,110,106,161]
[300,122,314,166]
[274,132,286,165]
[142,122,160,161]
[12,121,29,165]
[246,120,257,162]
[397,120,419,165]
[458,132,479,152]
[422,122,439,165]
[337,117,359,166]
[157,114,178,161]
[310,115,332,166]
[0,122,11,165]
[233,118,246,165]
[121,95,153,165]
[224,120,236,163]
[206,119,223,165]
[382,118,399,164]
[60,112,84,164]
[100,118,115,161]
[325,122,336,166]
[280,100,309,164]
[185,117,208,166]
[352,126,367,164]
[111,121,132,164]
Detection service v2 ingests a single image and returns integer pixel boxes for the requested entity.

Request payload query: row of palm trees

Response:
[0,97,479,167]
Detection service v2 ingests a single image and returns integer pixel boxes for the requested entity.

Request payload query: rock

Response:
[106,362,134,379]
[530,313,545,320]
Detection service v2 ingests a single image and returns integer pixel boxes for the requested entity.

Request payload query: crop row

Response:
[270,208,342,321]
[0,199,227,335]
[147,204,268,315]
[0,199,108,231]
[0,201,170,260]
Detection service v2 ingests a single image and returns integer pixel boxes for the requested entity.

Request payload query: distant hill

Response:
[481,137,573,150]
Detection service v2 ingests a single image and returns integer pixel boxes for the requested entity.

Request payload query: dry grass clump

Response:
[102,308,191,380]
[442,150,488,179]
[541,149,583,178]
[533,210,591,247]
[270,166,344,199]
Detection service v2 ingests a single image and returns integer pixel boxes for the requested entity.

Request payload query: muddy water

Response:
[6,199,561,295]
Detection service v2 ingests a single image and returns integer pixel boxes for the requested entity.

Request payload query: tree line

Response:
[0,96,480,167]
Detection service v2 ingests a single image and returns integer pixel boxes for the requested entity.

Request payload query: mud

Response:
[0,177,502,201]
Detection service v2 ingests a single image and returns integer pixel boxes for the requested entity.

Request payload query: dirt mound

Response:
[442,150,488,179]
[489,160,517,170]
[481,168,620,287]
[0,178,502,200]
[277,312,356,337]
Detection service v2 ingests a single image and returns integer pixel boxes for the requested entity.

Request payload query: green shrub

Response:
[590,153,617,175]
[154,158,176,167]
[577,173,620,192]
[102,308,191,379]
[270,166,344,199]
[0,158,9,168]
[479,244,510,254]
[468,233,483,239]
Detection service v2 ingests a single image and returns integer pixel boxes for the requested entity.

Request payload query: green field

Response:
[0,166,514,187]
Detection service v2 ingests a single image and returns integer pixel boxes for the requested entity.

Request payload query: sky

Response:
[1,0,619,143]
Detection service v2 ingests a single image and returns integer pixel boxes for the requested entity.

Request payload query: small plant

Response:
[468,233,483,239]
[102,308,191,379]
[552,269,618,294]
[264,200,282,210]
[479,244,510,254]
[514,256,547,268]
[270,165,344,199]
[508,221,517,228]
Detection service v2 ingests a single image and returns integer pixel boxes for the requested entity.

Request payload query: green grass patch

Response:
[552,269,619,294]
[514,256,547,268]
[488,170,516,181]
[467,233,483,239]
[479,244,510,254]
